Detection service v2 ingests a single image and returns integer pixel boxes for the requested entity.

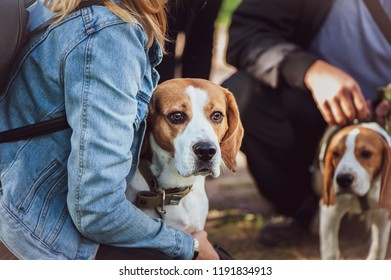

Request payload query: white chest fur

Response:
[125,136,210,233]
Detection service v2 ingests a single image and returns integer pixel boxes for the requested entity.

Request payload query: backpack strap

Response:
[363,0,391,46]
[78,0,104,9]
[25,0,36,8]
[0,0,104,144]
[0,117,69,144]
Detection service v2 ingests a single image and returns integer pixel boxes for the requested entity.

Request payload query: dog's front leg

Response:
[367,209,391,260]
[319,202,345,259]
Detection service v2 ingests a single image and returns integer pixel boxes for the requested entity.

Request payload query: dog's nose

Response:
[193,142,217,161]
[336,173,354,189]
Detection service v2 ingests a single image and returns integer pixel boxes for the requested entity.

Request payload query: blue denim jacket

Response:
[0,1,194,260]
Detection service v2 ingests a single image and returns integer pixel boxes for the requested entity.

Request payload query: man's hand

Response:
[192,231,219,260]
[304,60,370,125]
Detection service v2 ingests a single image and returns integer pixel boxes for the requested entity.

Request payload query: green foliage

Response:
[216,0,242,25]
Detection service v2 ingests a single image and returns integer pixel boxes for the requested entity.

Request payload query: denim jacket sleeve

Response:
[64,21,194,260]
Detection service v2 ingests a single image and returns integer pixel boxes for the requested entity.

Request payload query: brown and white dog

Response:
[125,78,243,233]
[319,122,391,259]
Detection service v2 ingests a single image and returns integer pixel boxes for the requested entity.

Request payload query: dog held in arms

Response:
[126,78,244,235]
[319,122,391,259]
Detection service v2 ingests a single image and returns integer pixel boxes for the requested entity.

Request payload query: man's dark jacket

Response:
[227,0,335,91]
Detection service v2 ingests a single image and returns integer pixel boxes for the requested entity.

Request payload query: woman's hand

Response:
[304,60,370,125]
[192,231,219,260]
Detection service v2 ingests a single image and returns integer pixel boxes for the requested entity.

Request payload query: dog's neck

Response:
[148,135,205,190]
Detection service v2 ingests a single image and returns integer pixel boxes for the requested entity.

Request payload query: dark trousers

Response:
[222,71,327,227]
[157,0,223,82]
[95,244,233,260]
[95,245,174,260]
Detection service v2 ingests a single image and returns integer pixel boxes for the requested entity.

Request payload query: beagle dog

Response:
[126,78,244,233]
[320,122,391,259]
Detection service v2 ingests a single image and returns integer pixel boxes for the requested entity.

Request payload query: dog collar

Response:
[135,159,193,215]
[136,186,193,210]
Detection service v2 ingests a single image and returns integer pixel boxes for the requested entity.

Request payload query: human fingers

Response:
[304,60,361,125]
[339,90,357,123]
[317,102,336,125]
[350,85,369,121]
[192,231,219,260]
[328,98,347,125]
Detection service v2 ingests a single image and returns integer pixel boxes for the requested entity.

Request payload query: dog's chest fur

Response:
[125,148,209,233]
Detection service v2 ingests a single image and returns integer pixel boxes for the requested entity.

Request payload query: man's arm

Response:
[226,0,319,89]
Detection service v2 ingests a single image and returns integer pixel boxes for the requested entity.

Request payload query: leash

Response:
[135,159,193,218]
[357,195,370,213]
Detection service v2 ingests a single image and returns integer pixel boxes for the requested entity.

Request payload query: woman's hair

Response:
[43,0,168,50]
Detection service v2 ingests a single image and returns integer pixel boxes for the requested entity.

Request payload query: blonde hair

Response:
[44,0,167,50]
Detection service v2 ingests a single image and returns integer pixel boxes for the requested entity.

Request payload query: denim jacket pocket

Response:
[17,160,62,214]
[35,172,68,245]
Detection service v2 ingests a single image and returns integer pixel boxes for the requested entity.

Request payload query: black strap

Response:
[0,0,104,144]
[363,0,391,45]
[358,195,370,213]
[24,0,36,8]
[77,0,104,9]
[0,116,69,144]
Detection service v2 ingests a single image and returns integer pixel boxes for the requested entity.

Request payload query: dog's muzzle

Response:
[336,173,354,190]
[192,141,217,162]
[190,141,219,176]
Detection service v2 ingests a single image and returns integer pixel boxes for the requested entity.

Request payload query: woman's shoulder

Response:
[87,5,147,39]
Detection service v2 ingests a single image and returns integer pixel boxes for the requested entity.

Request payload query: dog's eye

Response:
[332,150,339,159]
[360,150,372,159]
[168,112,187,124]
[211,111,224,123]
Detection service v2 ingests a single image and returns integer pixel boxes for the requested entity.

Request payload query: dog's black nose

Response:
[336,173,354,189]
[193,142,217,161]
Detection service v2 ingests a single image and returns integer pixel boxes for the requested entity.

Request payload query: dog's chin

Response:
[335,187,369,197]
[195,168,219,177]
[336,189,355,196]
[177,165,220,178]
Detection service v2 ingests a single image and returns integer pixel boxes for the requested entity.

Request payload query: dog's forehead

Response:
[185,85,227,111]
[355,128,384,148]
[154,79,226,108]
[331,126,384,151]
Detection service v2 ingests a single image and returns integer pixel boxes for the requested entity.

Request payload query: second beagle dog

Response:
[126,78,244,233]
[320,122,391,259]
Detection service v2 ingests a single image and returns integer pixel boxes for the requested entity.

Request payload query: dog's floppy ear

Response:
[140,130,152,161]
[380,139,391,219]
[363,123,391,219]
[220,88,244,173]
[322,146,336,206]
[140,93,158,161]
